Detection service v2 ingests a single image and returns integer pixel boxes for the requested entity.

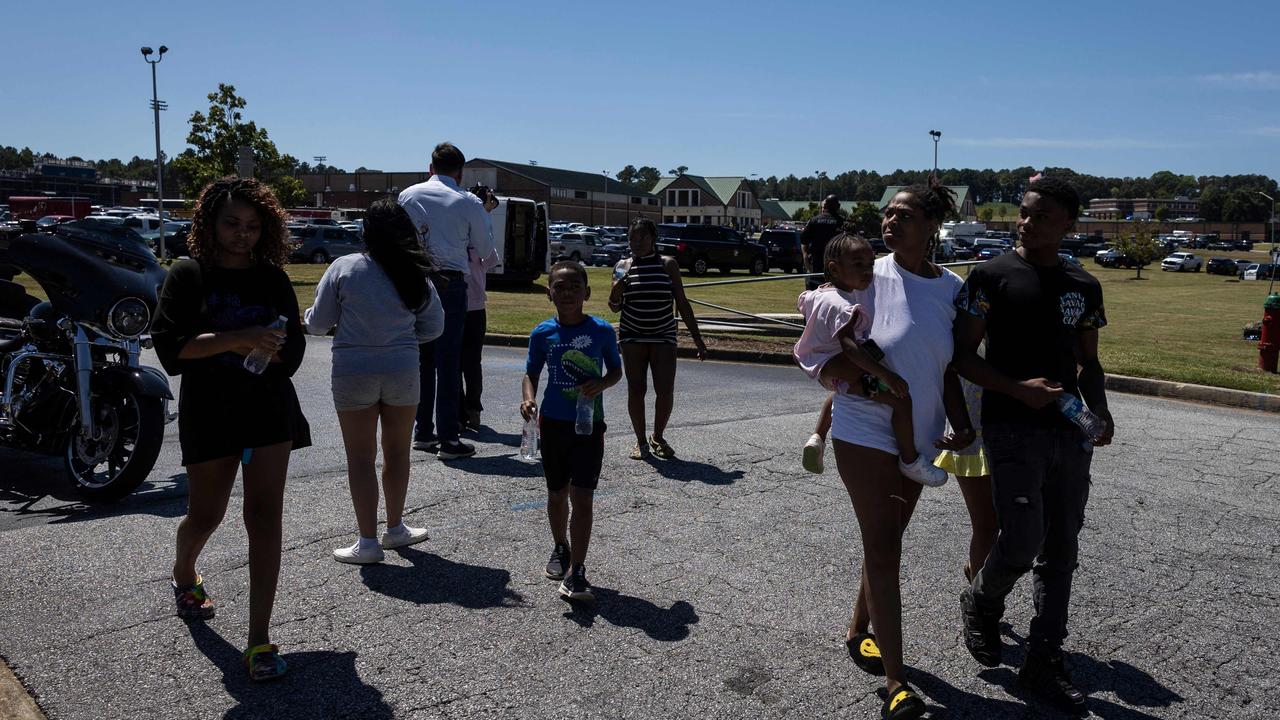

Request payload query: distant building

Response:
[1087,197,1199,220]
[878,186,976,219]
[463,159,660,225]
[769,199,862,222]
[650,175,761,229]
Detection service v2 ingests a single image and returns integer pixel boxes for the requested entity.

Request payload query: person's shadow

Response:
[359,547,525,609]
[561,585,699,641]
[468,424,521,448]
[439,452,544,479]
[973,624,1184,719]
[642,456,743,486]
[186,622,393,719]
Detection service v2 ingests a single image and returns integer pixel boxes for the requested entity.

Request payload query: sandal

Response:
[846,631,886,676]
[171,574,216,620]
[881,684,926,719]
[244,643,288,681]
[629,444,649,460]
[648,436,675,459]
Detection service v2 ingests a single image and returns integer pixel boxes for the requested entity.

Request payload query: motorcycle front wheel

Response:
[65,392,165,502]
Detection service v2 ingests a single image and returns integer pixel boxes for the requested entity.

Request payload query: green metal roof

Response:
[649,175,750,206]
[758,198,792,221]
[472,158,654,197]
[878,185,971,214]
[771,199,862,220]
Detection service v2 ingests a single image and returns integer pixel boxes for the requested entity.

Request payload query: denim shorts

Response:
[331,368,420,412]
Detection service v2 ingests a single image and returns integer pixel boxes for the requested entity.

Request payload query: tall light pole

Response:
[602,170,609,226]
[141,45,168,261]
[815,170,824,202]
[1261,192,1277,294]
[929,130,942,176]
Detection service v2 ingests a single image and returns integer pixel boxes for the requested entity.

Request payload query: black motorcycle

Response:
[0,219,172,501]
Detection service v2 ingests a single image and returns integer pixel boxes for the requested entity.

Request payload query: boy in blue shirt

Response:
[520,261,623,601]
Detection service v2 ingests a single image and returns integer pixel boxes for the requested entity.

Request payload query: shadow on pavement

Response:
[440,452,545,478]
[642,456,743,485]
[0,448,187,525]
[186,622,393,719]
[360,546,525,609]
[561,586,699,641]
[903,665,1027,718]
[466,424,521,448]
[971,624,1184,719]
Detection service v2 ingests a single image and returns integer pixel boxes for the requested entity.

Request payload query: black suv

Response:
[655,223,769,276]
[760,229,802,273]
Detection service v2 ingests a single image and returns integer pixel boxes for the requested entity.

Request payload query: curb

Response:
[0,659,45,720]
[484,334,1280,413]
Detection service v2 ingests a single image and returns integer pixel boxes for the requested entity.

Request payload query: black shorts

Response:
[540,417,606,491]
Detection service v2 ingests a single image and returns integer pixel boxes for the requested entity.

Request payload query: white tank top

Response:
[831,254,964,459]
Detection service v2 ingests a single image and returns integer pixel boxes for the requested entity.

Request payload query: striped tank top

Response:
[618,253,678,344]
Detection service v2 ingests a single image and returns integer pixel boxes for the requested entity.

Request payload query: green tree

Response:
[977,206,995,222]
[667,165,688,176]
[1113,221,1161,279]
[170,83,306,205]
[847,202,882,237]
[635,166,661,190]
[615,165,639,186]
[1154,206,1171,222]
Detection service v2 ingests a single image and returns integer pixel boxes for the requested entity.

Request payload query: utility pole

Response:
[929,130,942,176]
[141,45,168,261]
[602,170,609,225]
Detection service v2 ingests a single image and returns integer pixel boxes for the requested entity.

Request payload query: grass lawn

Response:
[12,250,1280,394]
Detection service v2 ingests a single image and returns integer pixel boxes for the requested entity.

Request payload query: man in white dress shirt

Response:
[398,142,495,459]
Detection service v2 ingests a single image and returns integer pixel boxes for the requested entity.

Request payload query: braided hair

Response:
[188,176,290,267]
[363,197,433,311]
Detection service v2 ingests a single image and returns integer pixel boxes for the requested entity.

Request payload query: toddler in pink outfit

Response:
[793,233,948,487]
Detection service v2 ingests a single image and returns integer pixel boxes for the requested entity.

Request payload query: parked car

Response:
[1058,252,1081,266]
[654,223,768,276]
[975,246,1006,260]
[760,228,803,272]
[1161,252,1202,272]
[35,215,76,230]
[953,245,976,261]
[1236,259,1254,277]
[589,241,629,267]
[1244,263,1279,281]
[1094,247,1113,264]
[1096,249,1145,268]
[1206,257,1239,276]
[551,232,602,262]
[288,226,364,263]
[122,214,165,234]
[868,237,888,254]
[1207,240,1236,252]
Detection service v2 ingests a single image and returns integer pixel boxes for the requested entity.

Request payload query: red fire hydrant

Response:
[1260,294,1280,372]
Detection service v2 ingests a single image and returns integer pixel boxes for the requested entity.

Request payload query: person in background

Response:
[303,198,444,564]
[151,177,310,682]
[398,142,494,459]
[607,217,706,460]
[801,195,843,291]
[460,184,501,431]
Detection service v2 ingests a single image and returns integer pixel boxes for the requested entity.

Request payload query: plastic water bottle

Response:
[575,393,594,435]
[242,315,288,375]
[613,261,627,282]
[1057,394,1105,442]
[519,413,540,462]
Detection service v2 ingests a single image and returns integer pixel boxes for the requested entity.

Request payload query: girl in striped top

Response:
[608,218,707,459]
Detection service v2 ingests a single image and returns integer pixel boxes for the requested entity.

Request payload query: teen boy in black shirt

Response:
[952,177,1114,713]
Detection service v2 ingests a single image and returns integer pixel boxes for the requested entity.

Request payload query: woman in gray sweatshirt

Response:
[304,198,444,564]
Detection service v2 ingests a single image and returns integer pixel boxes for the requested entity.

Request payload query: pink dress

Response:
[793,284,873,390]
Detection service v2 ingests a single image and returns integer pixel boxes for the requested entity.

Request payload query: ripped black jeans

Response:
[972,423,1093,651]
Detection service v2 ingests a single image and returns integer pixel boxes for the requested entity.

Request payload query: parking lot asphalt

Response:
[0,340,1277,719]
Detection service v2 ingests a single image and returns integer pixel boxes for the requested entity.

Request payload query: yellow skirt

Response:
[933,447,990,478]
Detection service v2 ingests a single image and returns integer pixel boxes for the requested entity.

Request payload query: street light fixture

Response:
[929,130,942,176]
[602,170,609,225]
[141,44,168,261]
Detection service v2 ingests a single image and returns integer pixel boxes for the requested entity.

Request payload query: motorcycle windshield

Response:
[0,219,167,328]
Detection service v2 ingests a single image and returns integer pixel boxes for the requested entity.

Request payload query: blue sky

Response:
[2,0,1278,182]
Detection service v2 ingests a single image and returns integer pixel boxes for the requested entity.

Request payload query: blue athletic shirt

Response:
[526,315,622,422]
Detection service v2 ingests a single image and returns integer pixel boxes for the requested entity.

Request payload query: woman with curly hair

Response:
[151,176,311,681]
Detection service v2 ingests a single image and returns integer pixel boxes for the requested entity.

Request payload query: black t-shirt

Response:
[958,251,1107,427]
[801,212,842,269]
[151,259,311,464]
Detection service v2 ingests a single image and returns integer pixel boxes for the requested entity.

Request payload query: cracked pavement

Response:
[0,342,1276,719]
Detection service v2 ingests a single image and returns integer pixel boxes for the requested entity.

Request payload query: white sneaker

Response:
[802,433,825,474]
[380,524,429,550]
[333,540,384,564]
[899,454,948,487]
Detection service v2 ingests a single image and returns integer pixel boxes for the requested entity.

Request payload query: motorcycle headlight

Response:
[107,297,151,339]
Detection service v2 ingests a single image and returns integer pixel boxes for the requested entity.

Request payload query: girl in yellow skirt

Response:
[934,375,997,582]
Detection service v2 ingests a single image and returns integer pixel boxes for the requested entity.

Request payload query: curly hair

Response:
[894,176,958,222]
[187,176,290,267]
